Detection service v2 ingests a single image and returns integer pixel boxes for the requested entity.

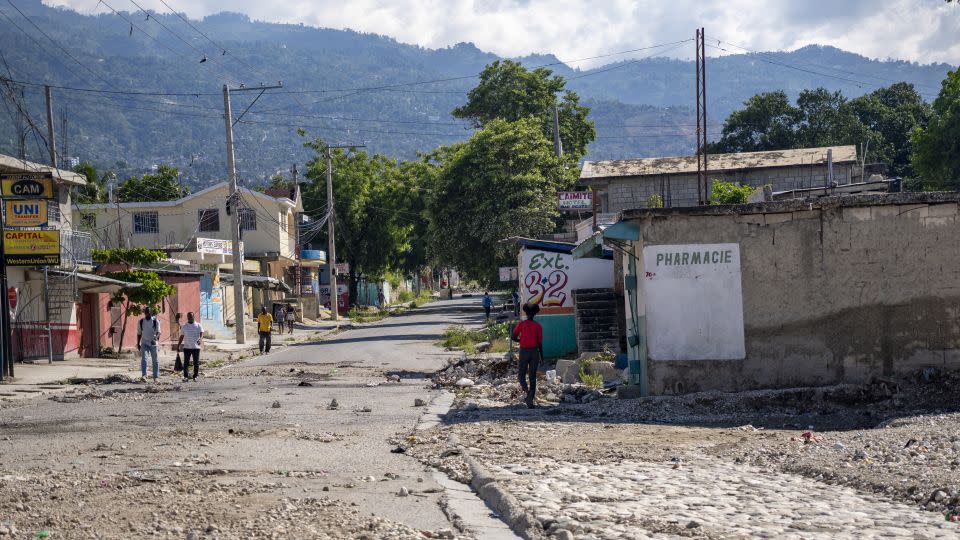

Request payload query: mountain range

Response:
[0,0,953,188]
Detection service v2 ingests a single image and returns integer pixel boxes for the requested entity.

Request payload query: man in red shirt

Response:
[512,303,544,409]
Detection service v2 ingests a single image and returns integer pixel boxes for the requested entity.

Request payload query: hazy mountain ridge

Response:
[0,0,952,187]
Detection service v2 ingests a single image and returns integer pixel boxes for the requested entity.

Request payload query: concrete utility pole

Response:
[322,144,364,322]
[45,86,57,168]
[222,83,283,344]
[552,104,563,158]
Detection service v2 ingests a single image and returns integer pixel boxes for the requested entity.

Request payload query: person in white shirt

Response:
[137,307,161,382]
[177,312,204,382]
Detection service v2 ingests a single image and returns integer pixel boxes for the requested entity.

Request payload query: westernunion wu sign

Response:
[3,230,60,266]
[4,200,48,227]
[1,174,55,199]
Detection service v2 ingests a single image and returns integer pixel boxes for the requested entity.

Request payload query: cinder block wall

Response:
[632,194,960,394]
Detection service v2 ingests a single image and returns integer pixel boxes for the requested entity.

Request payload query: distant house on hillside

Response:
[579,146,860,212]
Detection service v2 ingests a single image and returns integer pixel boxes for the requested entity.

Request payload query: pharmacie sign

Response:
[4,200,48,227]
[3,230,61,266]
[1,174,54,199]
[557,191,593,211]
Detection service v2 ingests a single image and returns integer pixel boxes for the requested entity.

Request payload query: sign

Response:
[335,263,349,275]
[518,247,613,315]
[498,266,518,282]
[3,230,60,266]
[643,243,745,361]
[1,174,54,199]
[196,237,243,256]
[7,287,17,311]
[319,284,349,311]
[557,191,593,211]
[4,200,48,227]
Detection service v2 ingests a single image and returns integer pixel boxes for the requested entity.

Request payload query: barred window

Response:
[47,202,61,223]
[133,211,159,234]
[198,209,219,232]
[239,208,257,231]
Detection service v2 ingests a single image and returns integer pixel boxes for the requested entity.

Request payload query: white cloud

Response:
[43,0,960,67]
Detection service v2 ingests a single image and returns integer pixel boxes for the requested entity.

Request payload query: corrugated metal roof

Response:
[580,146,858,180]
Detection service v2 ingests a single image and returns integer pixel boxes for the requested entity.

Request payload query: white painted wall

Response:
[642,243,745,360]
[518,248,613,311]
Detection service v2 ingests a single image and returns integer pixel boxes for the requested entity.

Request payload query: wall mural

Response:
[521,251,570,308]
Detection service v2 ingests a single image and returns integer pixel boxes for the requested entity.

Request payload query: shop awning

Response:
[572,221,640,259]
[219,273,292,293]
[29,270,140,293]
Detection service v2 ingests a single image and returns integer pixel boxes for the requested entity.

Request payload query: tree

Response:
[302,141,418,305]
[426,118,572,285]
[710,180,756,205]
[848,83,931,178]
[452,60,596,161]
[709,91,801,153]
[911,68,960,190]
[92,248,174,352]
[116,165,188,202]
[73,162,108,204]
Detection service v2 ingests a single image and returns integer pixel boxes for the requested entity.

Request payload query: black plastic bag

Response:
[174,353,183,372]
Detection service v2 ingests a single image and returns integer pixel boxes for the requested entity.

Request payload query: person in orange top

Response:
[512,303,544,409]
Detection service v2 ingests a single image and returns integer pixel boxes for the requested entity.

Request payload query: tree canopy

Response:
[426,117,573,285]
[911,68,960,190]
[711,84,931,179]
[116,165,189,203]
[452,59,596,161]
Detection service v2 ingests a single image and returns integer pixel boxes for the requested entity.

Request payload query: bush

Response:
[646,193,664,208]
[579,368,604,389]
[396,290,416,303]
[710,180,756,205]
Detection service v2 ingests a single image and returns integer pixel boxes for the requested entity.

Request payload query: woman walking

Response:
[512,303,543,409]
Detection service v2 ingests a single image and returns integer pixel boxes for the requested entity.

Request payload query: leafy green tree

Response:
[426,118,572,285]
[93,248,174,352]
[710,180,756,205]
[452,60,596,161]
[709,91,801,153]
[116,165,188,202]
[848,83,931,178]
[302,141,417,305]
[73,162,108,204]
[911,68,960,190]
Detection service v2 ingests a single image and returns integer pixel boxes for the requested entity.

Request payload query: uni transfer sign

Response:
[643,243,745,361]
[4,200,48,227]
[3,230,60,266]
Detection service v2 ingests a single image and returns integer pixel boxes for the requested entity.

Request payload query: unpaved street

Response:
[0,299,482,539]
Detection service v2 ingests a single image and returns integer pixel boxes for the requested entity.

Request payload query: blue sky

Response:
[45,0,960,68]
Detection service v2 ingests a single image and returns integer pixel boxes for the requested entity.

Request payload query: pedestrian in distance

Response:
[512,289,521,317]
[273,303,285,334]
[285,303,295,333]
[137,306,161,382]
[512,303,544,409]
[177,312,203,381]
[377,288,385,307]
[482,291,493,320]
[257,306,273,354]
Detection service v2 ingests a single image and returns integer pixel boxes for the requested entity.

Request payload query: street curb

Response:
[465,455,543,539]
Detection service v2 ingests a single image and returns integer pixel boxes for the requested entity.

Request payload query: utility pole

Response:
[322,144,364,321]
[222,83,282,343]
[552,104,563,158]
[45,86,57,168]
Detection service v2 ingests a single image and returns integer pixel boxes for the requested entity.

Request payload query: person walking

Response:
[482,291,493,320]
[257,306,273,354]
[177,312,203,381]
[512,289,521,317]
[285,303,296,333]
[137,307,161,382]
[512,303,544,409]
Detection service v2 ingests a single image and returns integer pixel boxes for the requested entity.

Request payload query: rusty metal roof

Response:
[580,146,858,180]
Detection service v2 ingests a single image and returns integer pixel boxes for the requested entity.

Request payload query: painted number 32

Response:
[525,270,568,307]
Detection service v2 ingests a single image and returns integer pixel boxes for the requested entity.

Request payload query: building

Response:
[0,154,124,362]
[576,191,960,395]
[580,146,860,212]
[74,182,303,332]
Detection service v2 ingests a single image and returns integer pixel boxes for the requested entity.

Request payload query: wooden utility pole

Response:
[322,144,364,321]
[222,83,283,343]
[552,104,563,158]
[45,85,57,168]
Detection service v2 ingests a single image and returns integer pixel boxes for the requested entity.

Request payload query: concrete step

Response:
[579,339,622,353]
[573,288,615,296]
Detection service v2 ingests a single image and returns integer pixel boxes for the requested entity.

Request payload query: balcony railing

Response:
[60,229,93,268]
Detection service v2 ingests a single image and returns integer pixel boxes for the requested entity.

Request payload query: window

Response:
[47,203,61,223]
[133,211,159,234]
[80,212,96,229]
[198,209,219,232]
[239,208,256,231]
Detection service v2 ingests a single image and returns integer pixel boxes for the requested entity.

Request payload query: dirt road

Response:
[0,298,483,539]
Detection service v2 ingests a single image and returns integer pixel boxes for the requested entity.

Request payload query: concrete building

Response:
[580,146,860,212]
[74,183,304,332]
[580,192,960,395]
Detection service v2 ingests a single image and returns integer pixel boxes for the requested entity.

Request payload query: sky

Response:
[43,0,960,69]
